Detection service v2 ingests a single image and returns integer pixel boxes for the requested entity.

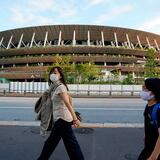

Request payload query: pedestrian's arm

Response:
[59,92,80,127]
[147,128,160,160]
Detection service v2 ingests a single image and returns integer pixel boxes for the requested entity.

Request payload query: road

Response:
[0,97,146,123]
[0,97,146,160]
[0,126,144,160]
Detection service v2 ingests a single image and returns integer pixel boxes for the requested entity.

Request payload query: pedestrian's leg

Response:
[138,146,155,160]
[62,120,84,160]
[37,120,62,160]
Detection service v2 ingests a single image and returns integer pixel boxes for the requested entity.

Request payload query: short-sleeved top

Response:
[51,84,73,122]
[144,103,160,145]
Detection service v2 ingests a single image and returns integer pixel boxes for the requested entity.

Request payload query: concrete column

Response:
[17,34,24,48]
[114,32,118,47]
[146,37,151,48]
[30,32,35,48]
[87,30,90,46]
[44,31,48,47]
[126,34,131,48]
[137,35,142,48]
[73,30,76,46]
[132,72,135,78]
[7,35,13,49]
[58,30,62,46]
[154,39,160,50]
[101,31,104,46]
[0,37,4,47]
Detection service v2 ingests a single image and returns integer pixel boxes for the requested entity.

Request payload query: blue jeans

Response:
[37,119,84,160]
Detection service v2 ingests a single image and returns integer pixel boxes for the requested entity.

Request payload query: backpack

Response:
[151,103,160,129]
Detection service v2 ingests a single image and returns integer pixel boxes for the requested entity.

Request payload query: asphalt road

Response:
[0,97,146,123]
[0,126,144,160]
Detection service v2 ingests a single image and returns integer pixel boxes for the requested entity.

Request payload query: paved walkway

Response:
[0,92,139,98]
[0,124,144,160]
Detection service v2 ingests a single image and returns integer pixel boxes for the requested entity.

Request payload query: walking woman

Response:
[138,78,160,160]
[37,66,84,160]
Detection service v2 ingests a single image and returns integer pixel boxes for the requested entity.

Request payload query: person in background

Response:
[37,66,84,160]
[138,78,160,160]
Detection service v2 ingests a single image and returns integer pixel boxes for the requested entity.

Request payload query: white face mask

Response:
[139,90,154,101]
[50,74,58,82]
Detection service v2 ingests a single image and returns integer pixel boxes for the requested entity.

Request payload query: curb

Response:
[0,121,143,128]
[0,94,140,98]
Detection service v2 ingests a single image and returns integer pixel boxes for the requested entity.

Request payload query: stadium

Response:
[0,24,160,82]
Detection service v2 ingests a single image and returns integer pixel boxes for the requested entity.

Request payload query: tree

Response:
[47,55,101,84]
[145,48,158,78]
[47,55,74,83]
[74,62,100,83]
[122,73,134,84]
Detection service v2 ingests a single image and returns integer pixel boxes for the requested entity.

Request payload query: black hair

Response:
[145,78,160,102]
[48,66,69,90]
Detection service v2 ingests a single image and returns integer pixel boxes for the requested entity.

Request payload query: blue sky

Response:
[0,0,160,34]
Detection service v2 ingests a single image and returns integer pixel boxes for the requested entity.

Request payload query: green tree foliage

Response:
[74,62,100,83]
[122,73,134,84]
[145,48,158,78]
[47,54,74,82]
[48,55,100,84]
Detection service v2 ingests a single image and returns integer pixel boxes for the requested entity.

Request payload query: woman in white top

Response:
[37,66,84,160]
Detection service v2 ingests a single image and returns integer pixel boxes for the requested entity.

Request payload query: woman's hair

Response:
[48,66,68,90]
[145,78,160,102]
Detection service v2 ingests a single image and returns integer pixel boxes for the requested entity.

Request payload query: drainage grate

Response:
[75,128,94,134]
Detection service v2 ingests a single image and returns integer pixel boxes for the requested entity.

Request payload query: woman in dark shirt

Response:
[138,78,160,160]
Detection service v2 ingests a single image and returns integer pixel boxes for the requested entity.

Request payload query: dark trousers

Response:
[138,148,160,160]
[138,139,160,160]
[37,119,84,160]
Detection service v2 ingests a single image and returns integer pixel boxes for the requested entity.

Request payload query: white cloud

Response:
[138,16,160,34]
[59,9,77,18]
[10,6,53,26]
[54,0,77,18]
[94,4,133,24]
[10,7,32,24]
[85,0,106,10]
[88,0,105,6]
[28,0,54,11]
[9,0,78,27]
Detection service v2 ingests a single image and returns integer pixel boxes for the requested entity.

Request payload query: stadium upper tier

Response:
[0,25,160,81]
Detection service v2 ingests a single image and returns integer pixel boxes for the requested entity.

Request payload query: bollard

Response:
[3,90,6,95]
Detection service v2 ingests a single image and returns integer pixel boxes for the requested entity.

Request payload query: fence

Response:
[0,82,142,96]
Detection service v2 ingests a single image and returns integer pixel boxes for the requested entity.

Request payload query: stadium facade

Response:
[0,25,160,82]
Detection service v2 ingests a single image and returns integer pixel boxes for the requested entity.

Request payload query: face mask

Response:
[50,74,58,82]
[139,90,154,101]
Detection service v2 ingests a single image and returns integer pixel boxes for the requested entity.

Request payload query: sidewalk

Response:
[0,92,140,98]
[0,122,144,160]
